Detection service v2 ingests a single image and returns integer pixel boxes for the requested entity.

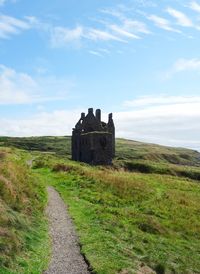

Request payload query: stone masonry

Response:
[72,108,115,165]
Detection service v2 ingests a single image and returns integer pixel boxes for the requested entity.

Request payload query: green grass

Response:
[1,136,200,273]
[32,155,200,274]
[115,138,200,166]
[0,136,71,158]
[1,136,200,166]
[0,148,50,274]
[1,136,200,182]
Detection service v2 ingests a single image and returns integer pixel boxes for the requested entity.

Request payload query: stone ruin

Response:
[72,108,115,165]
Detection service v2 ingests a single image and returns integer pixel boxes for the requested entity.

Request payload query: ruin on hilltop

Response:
[72,108,115,165]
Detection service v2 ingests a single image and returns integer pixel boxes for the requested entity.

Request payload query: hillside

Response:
[0,148,49,273]
[1,136,200,181]
[1,136,200,165]
[1,137,200,273]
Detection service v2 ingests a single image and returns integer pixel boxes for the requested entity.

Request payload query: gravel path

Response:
[44,186,90,274]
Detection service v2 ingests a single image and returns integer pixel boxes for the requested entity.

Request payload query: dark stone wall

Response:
[80,132,113,165]
[72,108,115,165]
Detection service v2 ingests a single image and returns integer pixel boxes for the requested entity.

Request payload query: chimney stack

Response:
[81,112,85,119]
[96,109,101,122]
[88,108,93,114]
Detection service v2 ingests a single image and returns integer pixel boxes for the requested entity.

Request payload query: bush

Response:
[52,163,79,173]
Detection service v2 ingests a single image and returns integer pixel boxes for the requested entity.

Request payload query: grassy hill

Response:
[1,136,200,166]
[1,136,200,181]
[0,148,49,274]
[0,136,200,167]
[0,136,200,273]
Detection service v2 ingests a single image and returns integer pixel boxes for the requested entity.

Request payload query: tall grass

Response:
[34,157,200,273]
[0,148,49,273]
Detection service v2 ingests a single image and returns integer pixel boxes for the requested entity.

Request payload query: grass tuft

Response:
[0,148,49,274]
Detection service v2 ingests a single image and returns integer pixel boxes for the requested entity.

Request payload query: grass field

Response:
[1,136,200,165]
[0,136,200,273]
[0,148,49,274]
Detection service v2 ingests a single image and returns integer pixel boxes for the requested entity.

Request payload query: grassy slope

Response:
[1,136,200,165]
[1,136,200,181]
[32,154,200,274]
[1,136,200,273]
[0,136,71,158]
[0,148,49,274]
[115,138,200,165]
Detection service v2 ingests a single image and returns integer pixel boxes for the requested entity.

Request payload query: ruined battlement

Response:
[72,108,115,165]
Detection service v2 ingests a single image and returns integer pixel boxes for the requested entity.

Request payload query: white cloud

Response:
[124,95,200,107]
[1,97,200,151]
[107,19,150,40]
[0,14,30,38]
[50,26,83,48]
[0,65,74,104]
[50,25,128,48]
[101,8,150,38]
[0,110,81,137]
[117,95,200,150]
[122,19,150,34]
[89,50,104,57]
[109,24,140,39]
[166,7,193,27]
[166,58,200,78]
[49,7,150,48]
[148,14,181,32]
[173,58,200,71]
[87,19,150,43]
[86,28,126,42]
[189,1,200,13]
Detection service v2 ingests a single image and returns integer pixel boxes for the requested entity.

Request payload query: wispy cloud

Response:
[0,14,30,38]
[88,48,111,57]
[50,26,83,48]
[0,65,74,104]
[88,50,104,57]
[166,7,193,27]
[124,95,200,107]
[109,24,140,39]
[165,58,200,78]
[148,14,181,32]
[50,5,150,48]
[1,2,200,48]
[86,28,126,42]
[189,1,200,13]
[100,8,125,21]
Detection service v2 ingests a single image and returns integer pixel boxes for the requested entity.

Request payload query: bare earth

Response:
[44,186,90,274]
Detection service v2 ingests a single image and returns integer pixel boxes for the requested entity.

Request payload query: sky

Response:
[0,0,200,151]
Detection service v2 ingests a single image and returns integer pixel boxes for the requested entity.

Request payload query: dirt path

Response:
[44,186,90,274]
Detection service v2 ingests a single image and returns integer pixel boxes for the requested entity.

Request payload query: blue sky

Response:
[0,0,200,150]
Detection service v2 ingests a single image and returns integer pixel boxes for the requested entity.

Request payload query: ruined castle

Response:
[72,108,115,165]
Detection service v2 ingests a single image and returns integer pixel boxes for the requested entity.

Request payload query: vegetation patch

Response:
[0,148,49,274]
[34,155,200,274]
[1,136,200,273]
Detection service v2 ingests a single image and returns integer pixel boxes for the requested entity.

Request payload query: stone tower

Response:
[72,108,115,165]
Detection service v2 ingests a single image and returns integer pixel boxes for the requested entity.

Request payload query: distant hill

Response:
[0,136,200,166]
